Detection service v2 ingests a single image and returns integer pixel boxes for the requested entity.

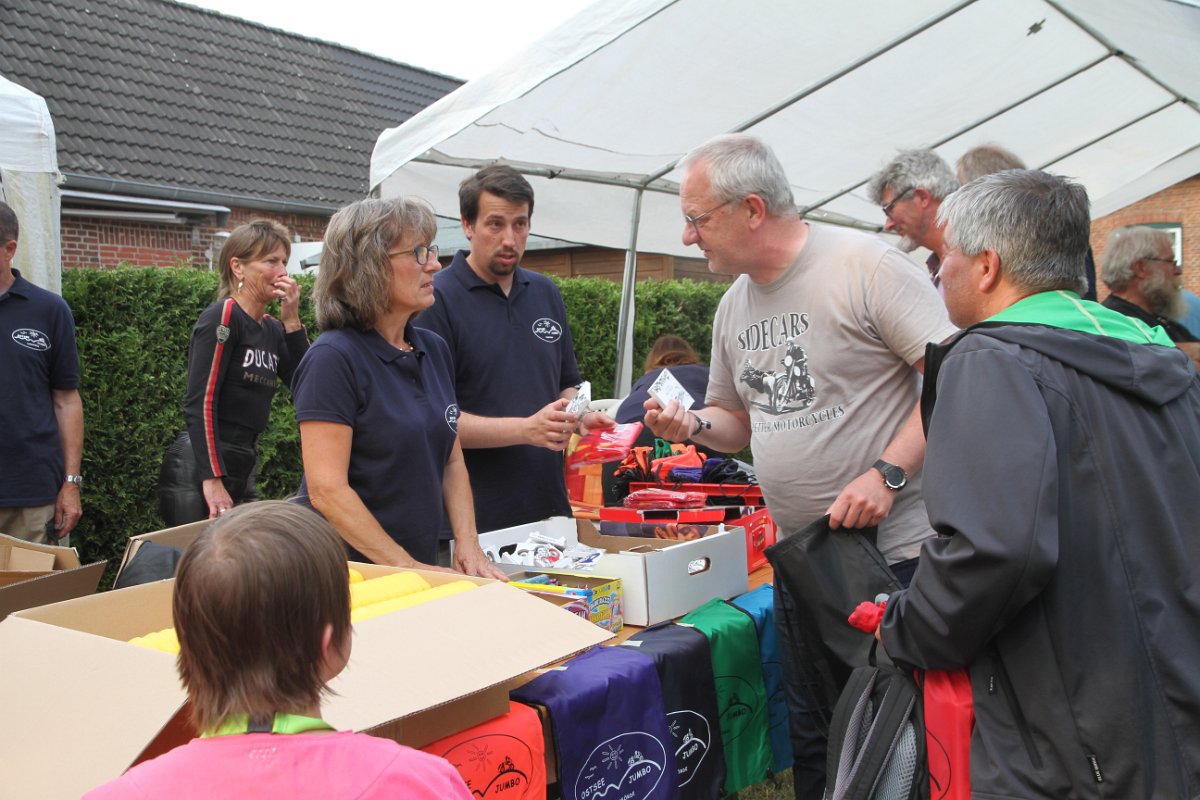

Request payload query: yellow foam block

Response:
[348,567,365,584]
[351,580,477,623]
[128,627,180,654]
[349,571,432,610]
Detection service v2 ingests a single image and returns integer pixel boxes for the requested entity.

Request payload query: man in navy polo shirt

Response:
[0,201,84,545]
[420,165,613,534]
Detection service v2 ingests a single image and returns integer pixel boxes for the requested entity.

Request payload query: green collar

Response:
[203,713,334,738]
[985,290,1175,347]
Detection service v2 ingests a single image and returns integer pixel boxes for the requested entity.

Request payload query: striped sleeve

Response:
[182,299,236,479]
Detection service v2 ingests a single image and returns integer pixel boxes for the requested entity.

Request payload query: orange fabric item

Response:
[420,701,547,800]
[649,444,705,480]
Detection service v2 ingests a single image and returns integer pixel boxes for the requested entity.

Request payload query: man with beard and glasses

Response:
[419,165,614,539]
[868,149,959,291]
[1100,225,1200,369]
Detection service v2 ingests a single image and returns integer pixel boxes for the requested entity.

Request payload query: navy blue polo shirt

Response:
[0,270,81,507]
[292,323,459,565]
[418,251,581,532]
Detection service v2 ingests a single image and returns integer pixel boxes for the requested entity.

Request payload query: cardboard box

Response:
[0,563,610,799]
[0,543,56,582]
[478,517,748,627]
[112,518,210,585]
[508,569,623,632]
[0,532,107,620]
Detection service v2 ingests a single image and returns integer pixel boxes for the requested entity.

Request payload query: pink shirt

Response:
[83,730,473,799]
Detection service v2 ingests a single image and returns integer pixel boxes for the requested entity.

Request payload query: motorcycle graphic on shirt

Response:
[740,338,816,415]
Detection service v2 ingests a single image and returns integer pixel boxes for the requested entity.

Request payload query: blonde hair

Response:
[314,197,437,330]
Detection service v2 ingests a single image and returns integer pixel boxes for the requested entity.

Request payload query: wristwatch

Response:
[64,474,83,487]
[689,411,711,439]
[872,460,906,491]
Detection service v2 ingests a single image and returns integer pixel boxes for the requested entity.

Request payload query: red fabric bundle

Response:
[923,669,974,800]
[622,487,708,509]
[569,422,643,465]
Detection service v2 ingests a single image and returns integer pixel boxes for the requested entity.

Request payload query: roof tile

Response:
[0,0,462,209]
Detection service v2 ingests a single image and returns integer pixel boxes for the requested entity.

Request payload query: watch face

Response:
[883,467,905,490]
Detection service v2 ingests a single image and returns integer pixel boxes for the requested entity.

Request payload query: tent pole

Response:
[613,188,644,399]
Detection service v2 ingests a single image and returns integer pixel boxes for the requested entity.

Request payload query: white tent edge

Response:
[0,74,62,294]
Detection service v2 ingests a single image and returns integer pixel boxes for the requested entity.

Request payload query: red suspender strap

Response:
[202,299,236,477]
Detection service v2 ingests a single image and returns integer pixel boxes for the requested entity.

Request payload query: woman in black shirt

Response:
[158,220,309,525]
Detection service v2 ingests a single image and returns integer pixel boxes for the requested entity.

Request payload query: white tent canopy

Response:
[0,75,61,293]
[372,0,1200,392]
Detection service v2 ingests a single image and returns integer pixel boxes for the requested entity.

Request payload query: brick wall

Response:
[1090,174,1200,297]
[60,207,331,271]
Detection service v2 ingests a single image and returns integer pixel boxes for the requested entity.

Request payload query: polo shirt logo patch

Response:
[12,328,51,351]
[445,403,460,432]
[531,318,562,343]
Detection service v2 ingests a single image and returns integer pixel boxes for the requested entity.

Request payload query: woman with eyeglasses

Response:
[291,197,504,579]
[158,220,309,526]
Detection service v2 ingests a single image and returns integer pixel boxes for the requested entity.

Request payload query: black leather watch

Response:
[872,459,907,491]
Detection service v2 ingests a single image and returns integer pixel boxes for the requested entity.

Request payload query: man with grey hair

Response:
[956,143,1098,300]
[880,170,1200,798]
[867,148,958,287]
[1100,225,1199,367]
[646,133,955,799]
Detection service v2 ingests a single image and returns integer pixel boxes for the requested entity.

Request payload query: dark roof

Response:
[0,0,462,211]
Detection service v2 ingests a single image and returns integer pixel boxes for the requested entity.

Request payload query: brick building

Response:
[1,0,461,270]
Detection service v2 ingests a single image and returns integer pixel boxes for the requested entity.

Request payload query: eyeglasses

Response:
[1143,257,1180,269]
[683,199,734,236]
[881,186,915,219]
[387,244,439,265]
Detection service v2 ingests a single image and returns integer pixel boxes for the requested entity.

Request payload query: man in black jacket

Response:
[880,170,1200,798]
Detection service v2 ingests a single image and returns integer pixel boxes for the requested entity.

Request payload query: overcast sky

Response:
[182,0,597,79]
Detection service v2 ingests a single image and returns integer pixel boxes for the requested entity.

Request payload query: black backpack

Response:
[825,645,927,800]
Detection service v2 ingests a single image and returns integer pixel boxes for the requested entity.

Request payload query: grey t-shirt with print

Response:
[707,223,958,562]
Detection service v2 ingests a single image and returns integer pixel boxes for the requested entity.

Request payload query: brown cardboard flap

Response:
[0,560,106,621]
[0,617,186,799]
[324,581,610,732]
[0,545,56,573]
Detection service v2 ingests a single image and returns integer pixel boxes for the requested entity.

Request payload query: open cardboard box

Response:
[0,532,106,620]
[477,517,748,627]
[112,518,210,585]
[0,562,611,799]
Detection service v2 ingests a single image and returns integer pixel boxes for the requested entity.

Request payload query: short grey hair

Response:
[867,149,959,204]
[315,197,437,330]
[938,170,1090,295]
[956,144,1025,184]
[1101,226,1174,293]
[678,134,797,216]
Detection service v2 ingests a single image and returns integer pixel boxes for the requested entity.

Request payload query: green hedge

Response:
[62,267,729,581]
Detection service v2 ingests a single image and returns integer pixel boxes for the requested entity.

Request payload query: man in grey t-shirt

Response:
[644,134,955,800]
